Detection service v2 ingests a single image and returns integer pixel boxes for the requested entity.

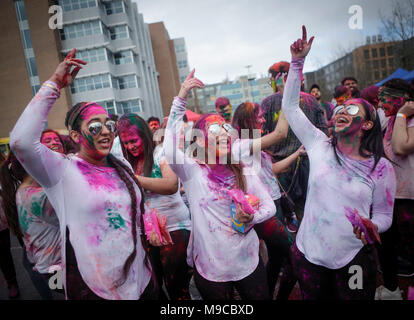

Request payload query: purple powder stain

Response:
[386,189,393,207]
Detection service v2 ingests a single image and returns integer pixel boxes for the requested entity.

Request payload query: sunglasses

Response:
[208,122,234,135]
[333,104,360,117]
[88,120,117,136]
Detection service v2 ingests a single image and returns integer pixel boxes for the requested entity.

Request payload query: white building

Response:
[59,0,163,119]
[173,37,190,84]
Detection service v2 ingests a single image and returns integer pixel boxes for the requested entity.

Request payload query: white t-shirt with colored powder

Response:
[283,58,396,269]
[10,82,151,300]
[164,97,276,282]
[384,116,414,200]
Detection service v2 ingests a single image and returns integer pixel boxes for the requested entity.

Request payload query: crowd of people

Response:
[0,26,413,300]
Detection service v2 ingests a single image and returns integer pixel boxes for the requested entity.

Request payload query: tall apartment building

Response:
[0,0,73,140]
[148,22,181,117]
[173,37,190,84]
[59,0,163,119]
[304,35,399,99]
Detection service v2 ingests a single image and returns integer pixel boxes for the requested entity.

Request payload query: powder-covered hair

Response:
[232,102,261,139]
[118,114,154,178]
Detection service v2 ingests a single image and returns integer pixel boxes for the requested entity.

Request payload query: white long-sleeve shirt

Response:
[10,82,151,299]
[164,97,276,282]
[282,58,396,269]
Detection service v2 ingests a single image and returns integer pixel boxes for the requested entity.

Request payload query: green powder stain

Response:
[31,201,42,217]
[82,131,95,149]
[151,164,162,178]
[19,209,32,233]
[107,209,126,230]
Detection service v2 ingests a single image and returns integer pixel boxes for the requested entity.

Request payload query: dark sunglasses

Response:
[88,120,117,136]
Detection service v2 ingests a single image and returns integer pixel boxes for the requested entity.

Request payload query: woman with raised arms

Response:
[283,26,396,300]
[163,70,276,300]
[9,49,158,300]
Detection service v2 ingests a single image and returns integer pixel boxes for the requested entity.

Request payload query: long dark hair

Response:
[65,104,151,288]
[331,98,389,172]
[232,102,261,139]
[193,113,246,192]
[118,114,154,177]
[0,151,27,238]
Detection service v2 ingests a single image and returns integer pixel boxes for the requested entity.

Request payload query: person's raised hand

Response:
[178,69,204,100]
[49,48,87,89]
[290,26,315,59]
[399,101,414,118]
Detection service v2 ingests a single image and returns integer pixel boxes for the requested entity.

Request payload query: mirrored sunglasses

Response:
[88,120,117,136]
[208,122,235,135]
[333,105,360,117]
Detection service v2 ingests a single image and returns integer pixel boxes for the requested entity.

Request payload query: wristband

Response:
[396,113,407,119]
[43,82,60,94]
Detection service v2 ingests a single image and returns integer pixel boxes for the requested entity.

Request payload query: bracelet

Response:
[43,82,60,94]
[396,113,407,119]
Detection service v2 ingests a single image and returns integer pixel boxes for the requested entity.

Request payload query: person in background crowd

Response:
[361,85,389,132]
[376,78,414,300]
[262,59,328,225]
[215,97,232,123]
[0,153,20,299]
[148,117,161,134]
[309,84,335,123]
[333,85,352,107]
[341,76,361,98]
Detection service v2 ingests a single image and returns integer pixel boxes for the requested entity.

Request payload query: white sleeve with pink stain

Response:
[10,82,67,188]
[282,58,327,152]
[370,160,397,233]
[246,174,276,226]
[164,97,197,182]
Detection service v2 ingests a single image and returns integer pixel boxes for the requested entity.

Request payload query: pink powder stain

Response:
[80,105,107,122]
[386,188,394,207]
[76,159,119,192]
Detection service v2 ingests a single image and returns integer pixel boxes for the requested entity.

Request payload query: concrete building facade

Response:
[148,22,181,117]
[0,0,72,139]
[173,37,190,84]
[59,0,163,119]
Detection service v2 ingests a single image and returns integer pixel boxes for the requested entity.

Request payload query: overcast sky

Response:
[134,0,393,84]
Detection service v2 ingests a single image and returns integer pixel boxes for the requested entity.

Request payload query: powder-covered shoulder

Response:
[371,157,396,181]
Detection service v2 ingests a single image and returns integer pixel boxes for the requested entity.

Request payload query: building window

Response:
[178,60,188,68]
[70,47,106,64]
[99,100,116,115]
[117,99,142,114]
[382,71,387,78]
[389,58,394,68]
[60,0,97,11]
[118,75,137,89]
[104,0,124,15]
[372,48,378,58]
[375,71,380,80]
[114,50,133,65]
[109,25,128,40]
[15,0,40,96]
[381,59,386,68]
[380,47,386,57]
[387,46,394,55]
[175,44,185,53]
[373,60,379,69]
[60,20,101,40]
[70,74,111,93]
[366,61,371,69]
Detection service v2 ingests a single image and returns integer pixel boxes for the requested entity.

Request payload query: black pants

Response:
[194,258,269,300]
[149,229,191,300]
[0,229,17,286]
[65,228,159,300]
[254,200,294,297]
[377,198,414,291]
[291,242,377,300]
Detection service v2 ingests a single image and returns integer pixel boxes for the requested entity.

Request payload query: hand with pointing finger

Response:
[178,69,204,100]
[290,26,315,59]
[49,48,87,89]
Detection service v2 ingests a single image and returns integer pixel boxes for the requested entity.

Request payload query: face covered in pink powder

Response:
[333,99,373,137]
[76,104,115,160]
[119,126,144,158]
[41,131,64,154]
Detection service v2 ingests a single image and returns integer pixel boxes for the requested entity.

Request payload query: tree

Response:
[380,0,414,42]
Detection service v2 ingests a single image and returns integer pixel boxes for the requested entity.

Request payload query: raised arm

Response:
[10,49,86,188]
[137,158,179,195]
[164,69,204,181]
[391,102,414,156]
[282,26,326,152]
